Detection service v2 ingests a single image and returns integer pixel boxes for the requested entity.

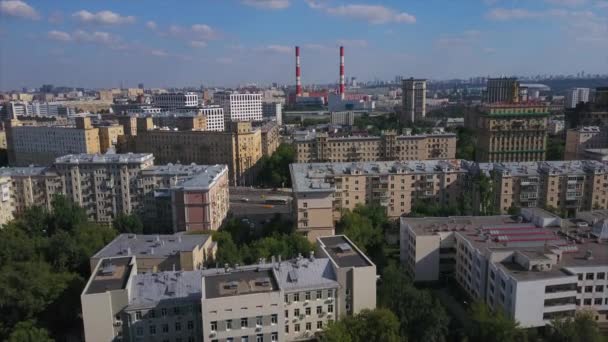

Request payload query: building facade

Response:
[401,78,426,123]
[565,88,590,109]
[6,117,101,166]
[81,235,376,342]
[258,121,281,157]
[565,126,608,160]
[98,124,125,153]
[467,104,549,163]
[262,102,283,126]
[294,131,456,163]
[485,77,520,104]
[214,92,263,124]
[330,111,356,126]
[153,92,199,109]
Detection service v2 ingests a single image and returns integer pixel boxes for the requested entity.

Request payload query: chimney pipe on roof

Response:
[295,46,302,97]
[339,46,345,99]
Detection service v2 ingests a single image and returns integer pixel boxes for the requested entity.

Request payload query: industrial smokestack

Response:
[295,46,302,96]
[339,46,345,99]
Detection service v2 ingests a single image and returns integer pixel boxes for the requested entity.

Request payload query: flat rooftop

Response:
[274,257,339,292]
[92,233,210,260]
[291,160,466,193]
[476,160,608,177]
[129,270,204,309]
[55,153,153,165]
[318,235,372,268]
[86,257,133,295]
[204,268,279,299]
[0,166,53,177]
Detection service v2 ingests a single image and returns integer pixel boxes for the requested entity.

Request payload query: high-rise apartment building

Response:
[565,88,590,109]
[119,121,263,185]
[467,104,549,163]
[98,124,125,153]
[485,77,520,103]
[294,131,456,163]
[198,106,225,131]
[81,235,376,342]
[258,121,281,157]
[262,102,283,126]
[290,160,468,240]
[401,78,426,123]
[400,208,608,327]
[565,126,608,160]
[214,91,263,124]
[153,92,199,109]
[6,117,101,166]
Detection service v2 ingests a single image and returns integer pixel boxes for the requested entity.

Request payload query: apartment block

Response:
[98,124,125,153]
[485,77,520,104]
[473,160,608,216]
[400,208,608,328]
[290,160,467,240]
[401,78,426,123]
[81,235,376,342]
[119,121,263,186]
[258,121,280,157]
[467,104,549,163]
[6,117,101,166]
[153,92,199,109]
[565,88,590,109]
[565,126,608,160]
[294,131,456,163]
[90,233,217,273]
[214,91,263,124]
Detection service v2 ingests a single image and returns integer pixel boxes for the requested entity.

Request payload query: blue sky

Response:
[0,0,607,90]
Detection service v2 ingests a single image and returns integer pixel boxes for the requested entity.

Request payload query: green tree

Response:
[467,301,521,342]
[256,143,296,188]
[113,213,144,234]
[547,135,565,161]
[321,308,400,342]
[212,231,242,266]
[336,206,383,254]
[548,310,604,342]
[46,195,88,234]
[455,127,476,160]
[379,263,449,342]
[7,321,53,342]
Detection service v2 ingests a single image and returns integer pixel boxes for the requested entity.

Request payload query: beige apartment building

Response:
[6,117,101,166]
[290,160,468,240]
[81,235,376,342]
[467,104,549,163]
[474,160,608,216]
[98,124,125,153]
[294,131,456,163]
[565,126,608,160]
[90,233,217,273]
[119,121,263,185]
[259,121,281,157]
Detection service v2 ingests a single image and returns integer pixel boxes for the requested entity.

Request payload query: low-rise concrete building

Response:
[565,126,608,160]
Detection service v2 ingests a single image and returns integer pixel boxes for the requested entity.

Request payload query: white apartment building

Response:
[262,102,283,126]
[198,106,225,131]
[401,78,427,123]
[153,92,199,109]
[81,235,376,342]
[214,92,263,124]
[330,111,356,126]
[400,208,608,328]
[565,88,590,109]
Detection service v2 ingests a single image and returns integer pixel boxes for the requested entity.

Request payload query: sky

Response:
[0,0,607,90]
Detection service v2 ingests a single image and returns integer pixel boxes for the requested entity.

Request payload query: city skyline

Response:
[0,0,607,90]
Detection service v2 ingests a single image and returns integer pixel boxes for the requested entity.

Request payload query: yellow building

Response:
[119,121,263,185]
[259,121,280,156]
[6,117,101,166]
[97,124,125,153]
[468,104,549,163]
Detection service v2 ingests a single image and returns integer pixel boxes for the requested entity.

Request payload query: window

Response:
[256,335,263,342]
[294,293,300,302]
[162,324,169,333]
[256,316,263,327]
[598,272,606,280]
[136,327,143,336]
[316,290,322,299]
[271,333,278,342]
[586,273,594,280]
[317,306,322,314]
[578,274,583,281]
[227,339,234,342]
[161,308,167,317]
[175,322,181,331]
[227,320,232,330]
[585,286,593,293]
[285,325,289,333]
[317,321,323,330]
[584,299,592,305]
[306,322,312,331]
[328,289,334,298]
[595,298,602,305]
[596,285,604,292]
[149,325,156,335]
[285,310,289,318]
[211,321,217,331]
[295,324,300,332]
[305,307,311,316]
[187,321,194,330]
[284,294,289,303]
[135,311,142,320]
[271,314,277,325]
[242,337,249,342]
[305,292,311,301]
[174,307,180,315]
[328,304,334,313]
[149,310,155,318]
[241,318,248,328]
[294,309,300,317]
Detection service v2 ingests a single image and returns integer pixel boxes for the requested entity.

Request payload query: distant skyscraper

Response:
[485,77,520,103]
[401,78,426,123]
[565,88,590,109]
[138,83,144,90]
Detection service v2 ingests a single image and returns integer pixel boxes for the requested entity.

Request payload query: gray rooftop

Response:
[318,235,373,268]
[291,160,466,193]
[86,257,133,295]
[294,132,455,142]
[141,164,228,190]
[92,233,211,260]
[274,257,339,292]
[0,166,53,177]
[204,268,279,299]
[477,160,608,177]
[55,153,154,165]
[128,270,204,309]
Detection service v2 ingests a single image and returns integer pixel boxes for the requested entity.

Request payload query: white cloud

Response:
[191,24,216,39]
[48,11,63,24]
[145,21,157,30]
[337,39,368,47]
[72,10,135,25]
[260,45,292,54]
[0,0,39,20]
[189,40,207,48]
[309,2,416,24]
[597,1,608,8]
[150,49,168,57]
[47,30,72,42]
[545,0,587,6]
[73,30,119,45]
[241,0,290,9]
[485,8,539,21]
[436,30,482,48]
[162,23,218,41]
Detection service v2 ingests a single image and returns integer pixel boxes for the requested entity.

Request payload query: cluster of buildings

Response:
[400,207,608,327]
[289,159,608,239]
[0,153,229,231]
[81,234,376,342]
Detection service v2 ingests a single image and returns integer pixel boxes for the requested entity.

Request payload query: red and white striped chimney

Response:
[295,46,302,97]
[339,46,345,99]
